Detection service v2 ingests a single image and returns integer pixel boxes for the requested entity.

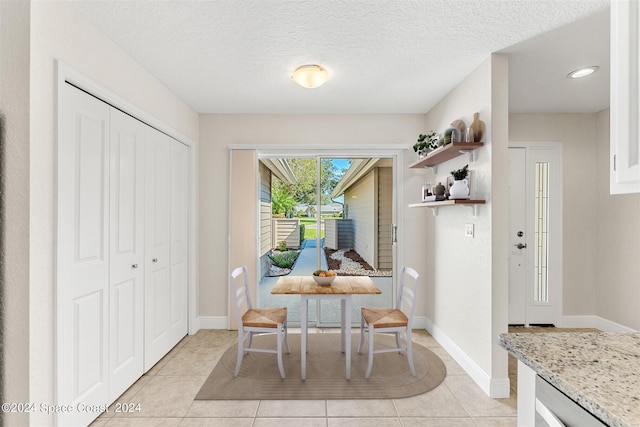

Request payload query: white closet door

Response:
[144,126,173,370]
[109,108,145,401]
[57,84,110,427]
[169,139,189,343]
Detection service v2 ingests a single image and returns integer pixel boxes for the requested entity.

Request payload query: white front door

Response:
[57,83,110,427]
[508,145,562,326]
[508,148,527,325]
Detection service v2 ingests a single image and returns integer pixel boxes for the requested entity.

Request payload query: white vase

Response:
[449,179,469,199]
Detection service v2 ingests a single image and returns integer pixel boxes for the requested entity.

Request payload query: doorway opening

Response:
[508,143,563,326]
[257,154,396,327]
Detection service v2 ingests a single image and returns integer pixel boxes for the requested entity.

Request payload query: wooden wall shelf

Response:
[409,142,484,173]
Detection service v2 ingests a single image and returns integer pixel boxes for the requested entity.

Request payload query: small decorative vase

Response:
[449,179,470,199]
[470,112,484,142]
[444,127,458,145]
[465,127,474,143]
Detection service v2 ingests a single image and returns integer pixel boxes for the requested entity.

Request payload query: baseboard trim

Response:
[490,377,512,399]
[424,318,510,398]
[412,315,428,330]
[560,315,637,332]
[197,316,228,330]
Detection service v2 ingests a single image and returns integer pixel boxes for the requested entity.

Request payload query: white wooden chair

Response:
[231,265,289,379]
[358,266,419,379]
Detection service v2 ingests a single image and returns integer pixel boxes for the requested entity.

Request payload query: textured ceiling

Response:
[72,0,610,114]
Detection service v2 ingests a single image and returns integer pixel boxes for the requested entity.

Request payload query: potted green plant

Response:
[412,131,438,157]
[449,164,470,199]
[450,164,469,180]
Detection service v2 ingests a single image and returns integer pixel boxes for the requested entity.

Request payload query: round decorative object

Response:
[449,179,470,199]
[433,182,446,196]
[313,275,335,285]
[451,119,466,137]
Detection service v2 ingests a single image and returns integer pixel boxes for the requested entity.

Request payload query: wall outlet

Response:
[465,223,474,238]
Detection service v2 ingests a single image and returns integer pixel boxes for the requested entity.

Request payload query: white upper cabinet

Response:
[611,0,640,194]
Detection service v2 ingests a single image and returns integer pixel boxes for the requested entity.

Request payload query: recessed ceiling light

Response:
[567,66,599,79]
[291,64,329,88]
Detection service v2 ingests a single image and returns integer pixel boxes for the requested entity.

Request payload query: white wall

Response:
[198,114,427,318]
[422,54,510,397]
[27,2,199,424]
[594,110,640,330]
[0,2,31,426]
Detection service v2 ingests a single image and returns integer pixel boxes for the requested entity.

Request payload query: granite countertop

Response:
[498,332,640,427]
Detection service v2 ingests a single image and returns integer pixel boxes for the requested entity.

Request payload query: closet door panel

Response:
[57,83,110,427]
[144,127,173,371]
[170,140,189,336]
[109,108,145,401]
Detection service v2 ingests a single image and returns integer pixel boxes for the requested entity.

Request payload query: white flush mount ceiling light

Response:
[567,65,600,79]
[291,64,329,88]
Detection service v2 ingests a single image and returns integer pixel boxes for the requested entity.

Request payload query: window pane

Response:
[534,162,549,302]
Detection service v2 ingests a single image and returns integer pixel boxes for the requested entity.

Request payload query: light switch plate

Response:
[465,223,474,238]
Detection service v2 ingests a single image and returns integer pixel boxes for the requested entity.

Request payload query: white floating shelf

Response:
[408,199,486,217]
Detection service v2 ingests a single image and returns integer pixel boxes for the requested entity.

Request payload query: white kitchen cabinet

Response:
[610,0,640,194]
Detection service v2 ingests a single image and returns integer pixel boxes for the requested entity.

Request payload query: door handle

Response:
[152,258,158,263]
[514,243,527,249]
[132,263,139,269]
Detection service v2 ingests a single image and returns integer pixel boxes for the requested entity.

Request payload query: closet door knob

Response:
[152,258,158,263]
[132,264,139,269]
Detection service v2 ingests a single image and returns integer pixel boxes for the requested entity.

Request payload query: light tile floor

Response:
[90,328,517,426]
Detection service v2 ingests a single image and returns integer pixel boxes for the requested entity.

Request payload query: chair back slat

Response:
[230,265,289,379]
[360,265,419,379]
[231,265,254,326]
[396,266,419,325]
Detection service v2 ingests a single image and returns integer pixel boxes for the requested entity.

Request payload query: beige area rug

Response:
[196,333,446,400]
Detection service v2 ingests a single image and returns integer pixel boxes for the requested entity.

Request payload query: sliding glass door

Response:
[257,152,397,327]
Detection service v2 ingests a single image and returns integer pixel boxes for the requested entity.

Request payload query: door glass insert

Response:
[318,157,394,325]
[534,162,549,303]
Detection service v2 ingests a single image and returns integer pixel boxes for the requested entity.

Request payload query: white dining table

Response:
[271,275,381,380]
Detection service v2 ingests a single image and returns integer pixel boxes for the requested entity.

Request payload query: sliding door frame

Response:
[228,144,406,326]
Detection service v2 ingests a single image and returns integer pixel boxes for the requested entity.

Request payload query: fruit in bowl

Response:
[312,269,336,285]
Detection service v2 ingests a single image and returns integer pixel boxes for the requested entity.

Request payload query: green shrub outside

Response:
[269,250,298,268]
